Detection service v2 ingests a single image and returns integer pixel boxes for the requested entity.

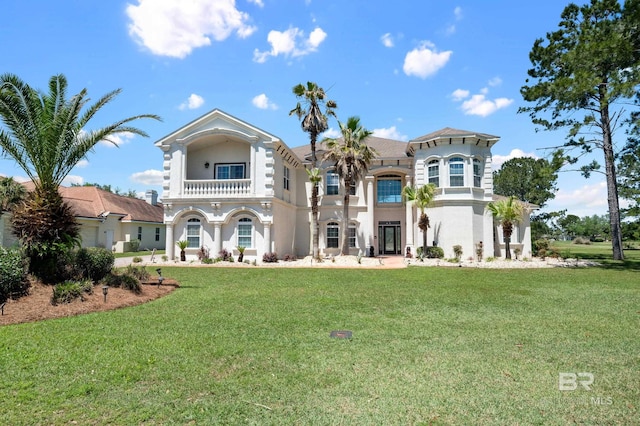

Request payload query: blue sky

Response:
[0,0,621,217]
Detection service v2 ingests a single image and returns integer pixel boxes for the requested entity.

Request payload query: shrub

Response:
[262,252,279,263]
[533,238,551,256]
[453,245,463,261]
[124,265,150,281]
[161,255,169,262]
[129,239,141,252]
[51,280,93,305]
[475,241,484,261]
[202,257,213,264]
[0,247,29,303]
[132,256,143,263]
[75,247,115,282]
[101,272,123,288]
[120,274,142,294]
[197,246,210,261]
[573,236,591,245]
[282,253,297,262]
[219,248,232,262]
[425,246,444,259]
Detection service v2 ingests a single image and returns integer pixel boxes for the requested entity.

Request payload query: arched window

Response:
[427,160,439,187]
[449,157,464,187]
[186,218,201,248]
[473,159,483,188]
[237,217,253,248]
[327,222,339,248]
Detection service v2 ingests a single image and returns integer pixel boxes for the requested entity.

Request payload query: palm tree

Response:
[0,73,160,280]
[289,82,337,259]
[403,183,437,256]
[323,116,376,255]
[0,177,26,217]
[486,196,525,259]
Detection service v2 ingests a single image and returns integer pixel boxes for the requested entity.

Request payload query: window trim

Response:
[449,157,465,187]
[283,165,290,191]
[473,158,482,188]
[427,159,440,187]
[348,224,357,248]
[326,171,339,196]
[326,222,339,248]
[155,227,160,242]
[186,218,201,249]
[376,175,402,204]
[237,217,253,248]
[215,163,246,180]
[137,226,142,241]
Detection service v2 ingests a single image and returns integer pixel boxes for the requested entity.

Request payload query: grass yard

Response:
[0,265,638,425]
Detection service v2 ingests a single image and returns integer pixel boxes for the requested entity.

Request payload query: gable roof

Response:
[59,186,163,223]
[410,127,500,143]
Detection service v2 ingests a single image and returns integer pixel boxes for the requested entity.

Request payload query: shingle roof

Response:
[291,135,409,163]
[410,127,499,143]
[59,186,164,223]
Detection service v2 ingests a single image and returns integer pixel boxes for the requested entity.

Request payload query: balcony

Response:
[183,179,251,197]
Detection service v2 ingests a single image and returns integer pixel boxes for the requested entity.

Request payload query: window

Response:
[348,181,357,196]
[283,166,290,191]
[449,157,464,187]
[473,159,482,188]
[427,160,439,187]
[348,224,357,248]
[326,172,339,195]
[155,227,160,242]
[377,176,402,203]
[238,217,252,248]
[327,222,339,248]
[186,218,201,248]
[137,226,142,241]
[216,163,245,179]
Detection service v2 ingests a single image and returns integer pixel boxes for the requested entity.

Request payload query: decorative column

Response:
[405,174,414,252]
[366,176,375,252]
[213,223,222,256]
[263,221,272,254]
[166,223,174,260]
[250,143,257,195]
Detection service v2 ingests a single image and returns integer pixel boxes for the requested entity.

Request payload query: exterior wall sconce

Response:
[204,162,210,168]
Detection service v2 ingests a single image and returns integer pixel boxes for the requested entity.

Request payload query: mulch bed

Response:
[0,279,178,326]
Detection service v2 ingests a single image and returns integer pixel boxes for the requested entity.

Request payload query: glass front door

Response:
[378,222,401,255]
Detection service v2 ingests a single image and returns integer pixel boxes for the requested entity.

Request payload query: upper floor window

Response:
[348,224,357,248]
[216,163,245,180]
[377,176,402,203]
[449,157,464,187]
[326,171,339,195]
[283,166,290,191]
[327,222,339,248]
[427,160,439,187]
[237,217,253,248]
[155,227,160,242]
[187,218,201,248]
[473,159,482,188]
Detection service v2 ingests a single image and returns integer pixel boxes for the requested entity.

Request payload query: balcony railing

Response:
[183,179,251,197]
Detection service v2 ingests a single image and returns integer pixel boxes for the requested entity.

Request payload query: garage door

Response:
[79,225,98,247]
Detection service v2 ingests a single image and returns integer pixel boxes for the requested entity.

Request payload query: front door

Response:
[378,222,401,255]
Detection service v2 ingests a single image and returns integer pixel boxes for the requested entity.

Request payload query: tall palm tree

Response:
[323,116,376,255]
[486,196,525,259]
[289,82,337,259]
[0,73,160,280]
[403,183,437,256]
[0,176,25,217]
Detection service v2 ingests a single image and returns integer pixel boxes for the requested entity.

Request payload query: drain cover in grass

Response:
[330,330,352,339]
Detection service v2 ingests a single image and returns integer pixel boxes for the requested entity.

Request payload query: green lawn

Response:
[1,266,638,424]
[552,240,640,270]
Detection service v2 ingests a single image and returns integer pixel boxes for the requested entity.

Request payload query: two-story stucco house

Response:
[156,109,534,262]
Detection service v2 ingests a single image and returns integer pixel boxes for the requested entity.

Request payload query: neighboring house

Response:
[0,185,165,252]
[156,108,535,262]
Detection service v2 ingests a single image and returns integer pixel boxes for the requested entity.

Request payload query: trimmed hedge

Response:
[0,247,29,303]
[75,247,115,282]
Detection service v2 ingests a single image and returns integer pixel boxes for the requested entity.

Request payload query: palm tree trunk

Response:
[341,191,349,255]
[504,233,512,259]
[422,230,427,255]
[310,133,320,260]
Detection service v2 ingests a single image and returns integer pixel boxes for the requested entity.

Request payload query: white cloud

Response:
[454,6,463,20]
[130,169,163,186]
[492,149,538,169]
[488,77,502,87]
[62,175,84,186]
[451,87,513,117]
[179,93,205,110]
[252,93,277,110]
[543,181,620,217]
[451,89,470,101]
[253,26,327,63]
[444,25,456,36]
[372,126,408,141]
[126,0,256,59]
[247,0,264,7]
[403,41,452,79]
[75,159,89,168]
[381,33,394,48]
[100,131,137,148]
[321,128,341,139]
